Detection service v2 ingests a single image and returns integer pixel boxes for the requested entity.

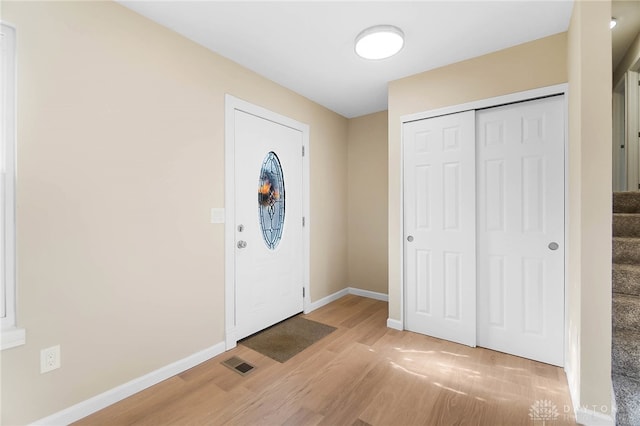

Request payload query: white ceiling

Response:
[118,1,575,118]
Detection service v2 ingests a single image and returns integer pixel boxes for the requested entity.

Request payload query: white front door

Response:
[234,109,304,340]
[403,110,477,346]
[476,96,565,366]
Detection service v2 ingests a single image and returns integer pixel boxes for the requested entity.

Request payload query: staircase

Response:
[612,192,640,426]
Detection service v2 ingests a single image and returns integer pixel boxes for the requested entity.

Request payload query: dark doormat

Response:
[240,315,336,363]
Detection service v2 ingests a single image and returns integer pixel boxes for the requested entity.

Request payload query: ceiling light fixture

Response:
[355,25,404,60]
[610,18,617,29]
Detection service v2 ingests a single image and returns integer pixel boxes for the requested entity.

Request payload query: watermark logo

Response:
[529,399,560,423]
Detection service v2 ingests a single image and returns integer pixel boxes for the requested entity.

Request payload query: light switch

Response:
[210,208,225,224]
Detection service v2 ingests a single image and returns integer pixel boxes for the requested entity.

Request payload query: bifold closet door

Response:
[403,111,476,347]
[476,96,565,366]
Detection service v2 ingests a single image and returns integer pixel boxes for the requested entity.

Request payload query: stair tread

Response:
[612,329,640,352]
[613,327,640,337]
[614,191,640,214]
[612,374,640,426]
[615,263,640,271]
[613,237,640,265]
[614,293,640,303]
[613,294,640,332]
[613,213,640,237]
[613,236,640,242]
[612,329,640,380]
[613,263,640,297]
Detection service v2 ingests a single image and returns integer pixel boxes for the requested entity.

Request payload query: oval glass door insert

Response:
[258,151,285,249]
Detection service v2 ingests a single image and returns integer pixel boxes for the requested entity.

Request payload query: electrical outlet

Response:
[40,345,61,373]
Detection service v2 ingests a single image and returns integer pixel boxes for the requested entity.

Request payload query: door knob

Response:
[237,240,247,249]
[407,236,414,242]
[548,242,559,251]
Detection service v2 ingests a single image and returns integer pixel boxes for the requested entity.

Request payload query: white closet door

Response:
[476,96,565,366]
[403,111,476,346]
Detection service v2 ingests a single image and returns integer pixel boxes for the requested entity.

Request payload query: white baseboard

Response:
[32,342,226,426]
[305,288,349,313]
[305,287,401,331]
[305,287,390,314]
[348,287,388,302]
[611,380,617,424]
[575,407,615,426]
[386,318,403,330]
[566,372,616,426]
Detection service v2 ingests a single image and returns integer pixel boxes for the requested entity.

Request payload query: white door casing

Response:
[612,87,626,192]
[626,71,640,191]
[225,96,310,349]
[476,96,565,366]
[403,110,477,347]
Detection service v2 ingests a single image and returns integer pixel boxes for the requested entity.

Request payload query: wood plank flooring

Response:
[75,295,576,425]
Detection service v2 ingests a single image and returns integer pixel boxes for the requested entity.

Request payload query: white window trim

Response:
[1,22,24,350]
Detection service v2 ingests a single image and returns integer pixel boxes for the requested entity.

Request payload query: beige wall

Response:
[347,111,388,295]
[567,0,613,415]
[614,26,640,85]
[1,2,348,424]
[387,32,568,321]
[0,0,616,423]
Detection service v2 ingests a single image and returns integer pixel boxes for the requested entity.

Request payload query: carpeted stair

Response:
[612,192,640,426]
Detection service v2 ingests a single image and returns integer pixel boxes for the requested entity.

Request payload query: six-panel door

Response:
[403,96,565,366]
[476,96,565,366]
[403,110,477,346]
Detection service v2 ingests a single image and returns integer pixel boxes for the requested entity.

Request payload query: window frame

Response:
[1,21,24,350]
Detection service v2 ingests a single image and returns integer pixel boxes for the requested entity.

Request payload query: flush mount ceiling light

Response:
[355,25,404,60]
[610,18,617,29]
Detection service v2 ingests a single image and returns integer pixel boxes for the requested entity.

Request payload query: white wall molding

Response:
[32,342,226,426]
[1,326,26,350]
[565,378,616,426]
[575,407,615,426]
[348,287,388,302]
[305,288,349,313]
[386,318,403,330]
[305,287,389,314]
[401,83,569,124]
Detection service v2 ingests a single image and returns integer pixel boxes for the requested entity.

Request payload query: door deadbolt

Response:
[407,236,414,242]
[548,242,559,251]
[237,224,244,232]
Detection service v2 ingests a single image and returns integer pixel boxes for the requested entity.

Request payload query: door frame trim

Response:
[398,83,569,357]
[625,71,640,190]
[613,79,626,191]
[224,95,310,350]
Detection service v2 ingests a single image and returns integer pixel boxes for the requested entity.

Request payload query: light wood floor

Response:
[76,295,576,425]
